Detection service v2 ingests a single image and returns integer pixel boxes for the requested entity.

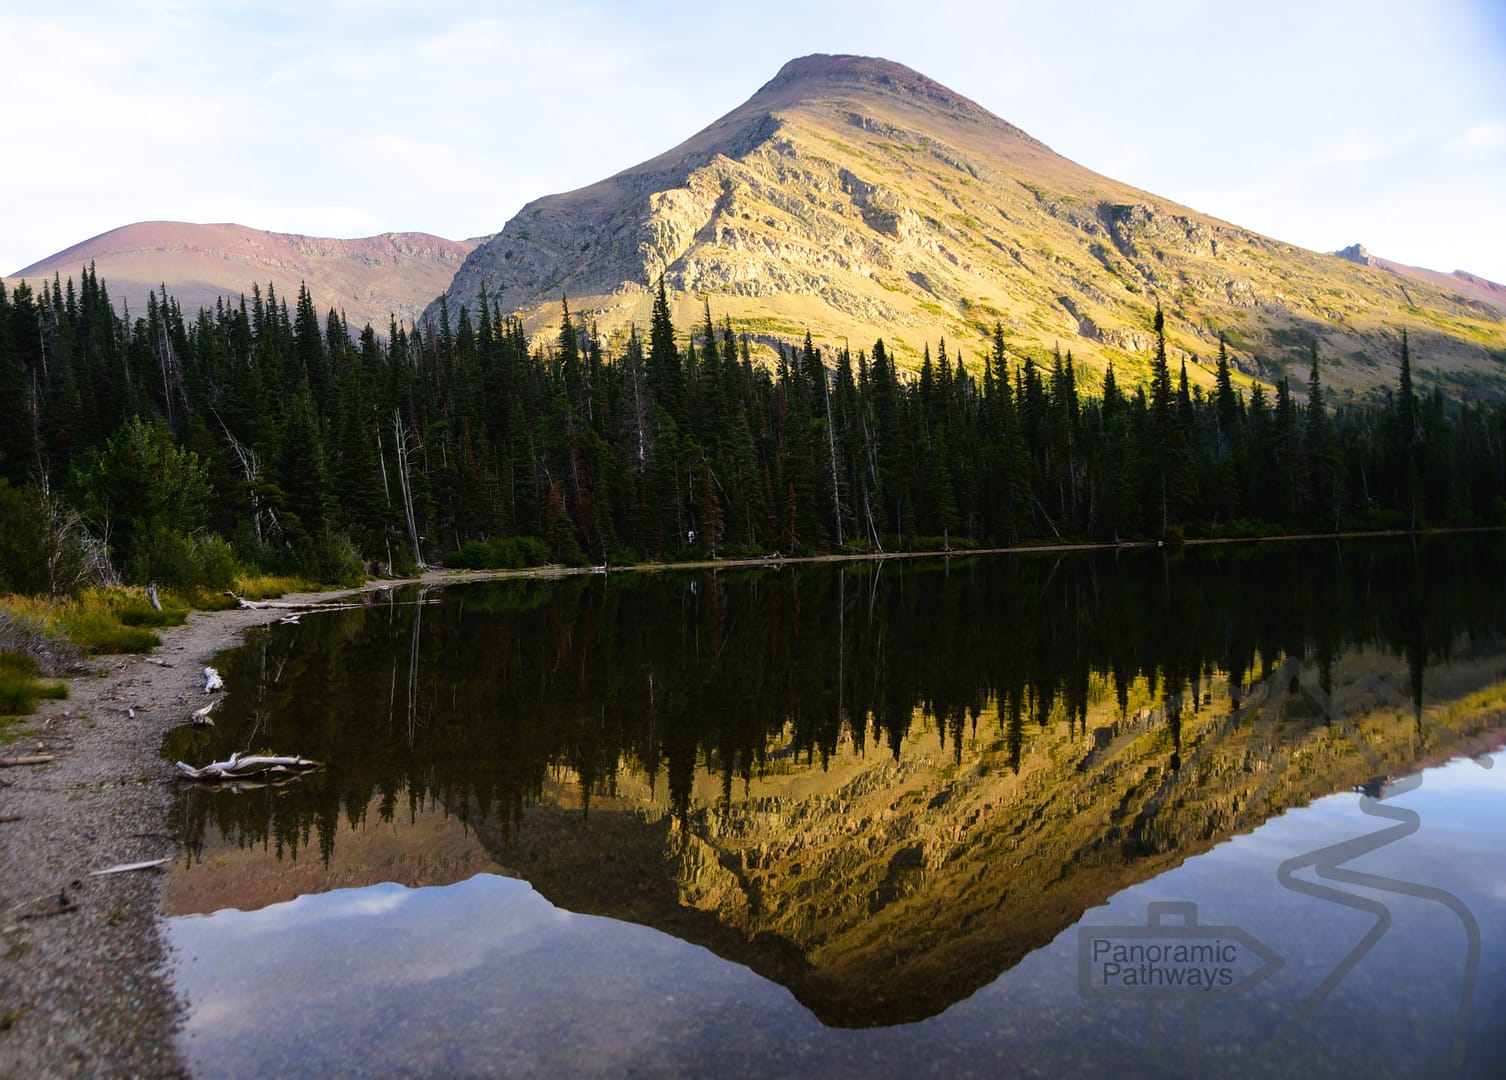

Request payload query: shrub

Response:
[0,609,81,675]
[0,481,54,595]
[131,527,201,590]
[446,536,550,571]
[285,534,367,588]
[194,534,241,592]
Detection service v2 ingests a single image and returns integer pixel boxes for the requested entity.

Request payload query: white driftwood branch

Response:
[203,666,223,692]
[90,857,171,876]
[175,752,323,782]
[224,593,376,614]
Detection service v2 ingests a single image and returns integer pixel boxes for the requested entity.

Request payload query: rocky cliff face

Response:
[435,54,1506,398]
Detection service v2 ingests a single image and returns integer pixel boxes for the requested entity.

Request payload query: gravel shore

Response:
[0,583,400,1079]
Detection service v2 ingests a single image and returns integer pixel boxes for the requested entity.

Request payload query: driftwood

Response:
[90,857,171,876]
[175,752,323,782]
[203,666,223,693]
[225,591,434,614]
[0,755,55,768]
[191,700,218,727]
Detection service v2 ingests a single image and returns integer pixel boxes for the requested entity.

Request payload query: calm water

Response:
[162,537,1506,1077]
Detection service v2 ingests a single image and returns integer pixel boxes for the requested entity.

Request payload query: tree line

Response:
[2,266,1504,592]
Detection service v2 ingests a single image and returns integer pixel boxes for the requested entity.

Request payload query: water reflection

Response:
[163,537,1506,1069]
[168,751,1506,1079]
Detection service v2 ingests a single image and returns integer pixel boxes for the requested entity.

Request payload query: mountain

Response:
[8,221,480,332]
[434,54,1506,398]
[1334,242,1506,315]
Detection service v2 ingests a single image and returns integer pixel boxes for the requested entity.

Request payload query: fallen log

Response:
[175,752,323,782]
[0,755,55,768]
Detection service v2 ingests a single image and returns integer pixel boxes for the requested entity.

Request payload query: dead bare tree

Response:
[392,409,427,570]
[214,410,265,548]
[821,359,845,549]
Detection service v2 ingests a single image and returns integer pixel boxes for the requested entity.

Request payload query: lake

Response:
[161,536,1506,1077]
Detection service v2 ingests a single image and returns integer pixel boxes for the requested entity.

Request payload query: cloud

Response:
[1449,122,1506,156]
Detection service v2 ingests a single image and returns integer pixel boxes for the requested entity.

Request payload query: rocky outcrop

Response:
[1335,242,1374,266]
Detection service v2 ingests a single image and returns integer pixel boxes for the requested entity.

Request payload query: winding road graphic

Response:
[1272,771,1483,1065]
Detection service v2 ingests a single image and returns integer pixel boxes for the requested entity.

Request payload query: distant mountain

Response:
[434,54,1506,398]
[1333,242,1506,315]
[9,221,481,332]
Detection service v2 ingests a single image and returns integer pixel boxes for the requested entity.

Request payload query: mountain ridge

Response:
[1334,241,1506,315]
[8,55,1505,398]
[8,220,481,332]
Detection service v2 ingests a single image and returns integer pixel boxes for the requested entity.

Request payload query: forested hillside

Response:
[1,266,1503,595]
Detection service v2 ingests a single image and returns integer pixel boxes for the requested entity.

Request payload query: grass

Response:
[0,651,67,721]
[0,573,328,661]
[0,570,355,736]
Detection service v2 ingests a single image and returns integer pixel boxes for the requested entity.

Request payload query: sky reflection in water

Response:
[169,749,1506,1079]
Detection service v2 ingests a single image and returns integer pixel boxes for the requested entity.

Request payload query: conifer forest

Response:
[2,266,1504,594]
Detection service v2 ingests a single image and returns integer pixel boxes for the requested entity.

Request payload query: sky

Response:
[3,0,1504,282]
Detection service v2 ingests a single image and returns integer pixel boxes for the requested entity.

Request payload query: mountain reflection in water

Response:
[163,537,1506,1076]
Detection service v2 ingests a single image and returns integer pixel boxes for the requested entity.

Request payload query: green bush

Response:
[446,536,551,571]
[194,534,241,591]
[132,527,201,590]
[0,481,85,596]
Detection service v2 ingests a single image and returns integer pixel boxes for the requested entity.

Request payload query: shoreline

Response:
[0,526,1500,1076]
[0,576,413,1078]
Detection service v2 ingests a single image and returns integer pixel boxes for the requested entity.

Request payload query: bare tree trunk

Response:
[216,412,264,548]
[392,409,427,569]
[823,368,845,548]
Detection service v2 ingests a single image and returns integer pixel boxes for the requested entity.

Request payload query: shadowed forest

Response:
[2,269,1504,592]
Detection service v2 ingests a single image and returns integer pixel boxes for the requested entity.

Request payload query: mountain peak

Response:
[430,55,1506,396]
[1334,242,1373,265]
[754,53,999,127]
